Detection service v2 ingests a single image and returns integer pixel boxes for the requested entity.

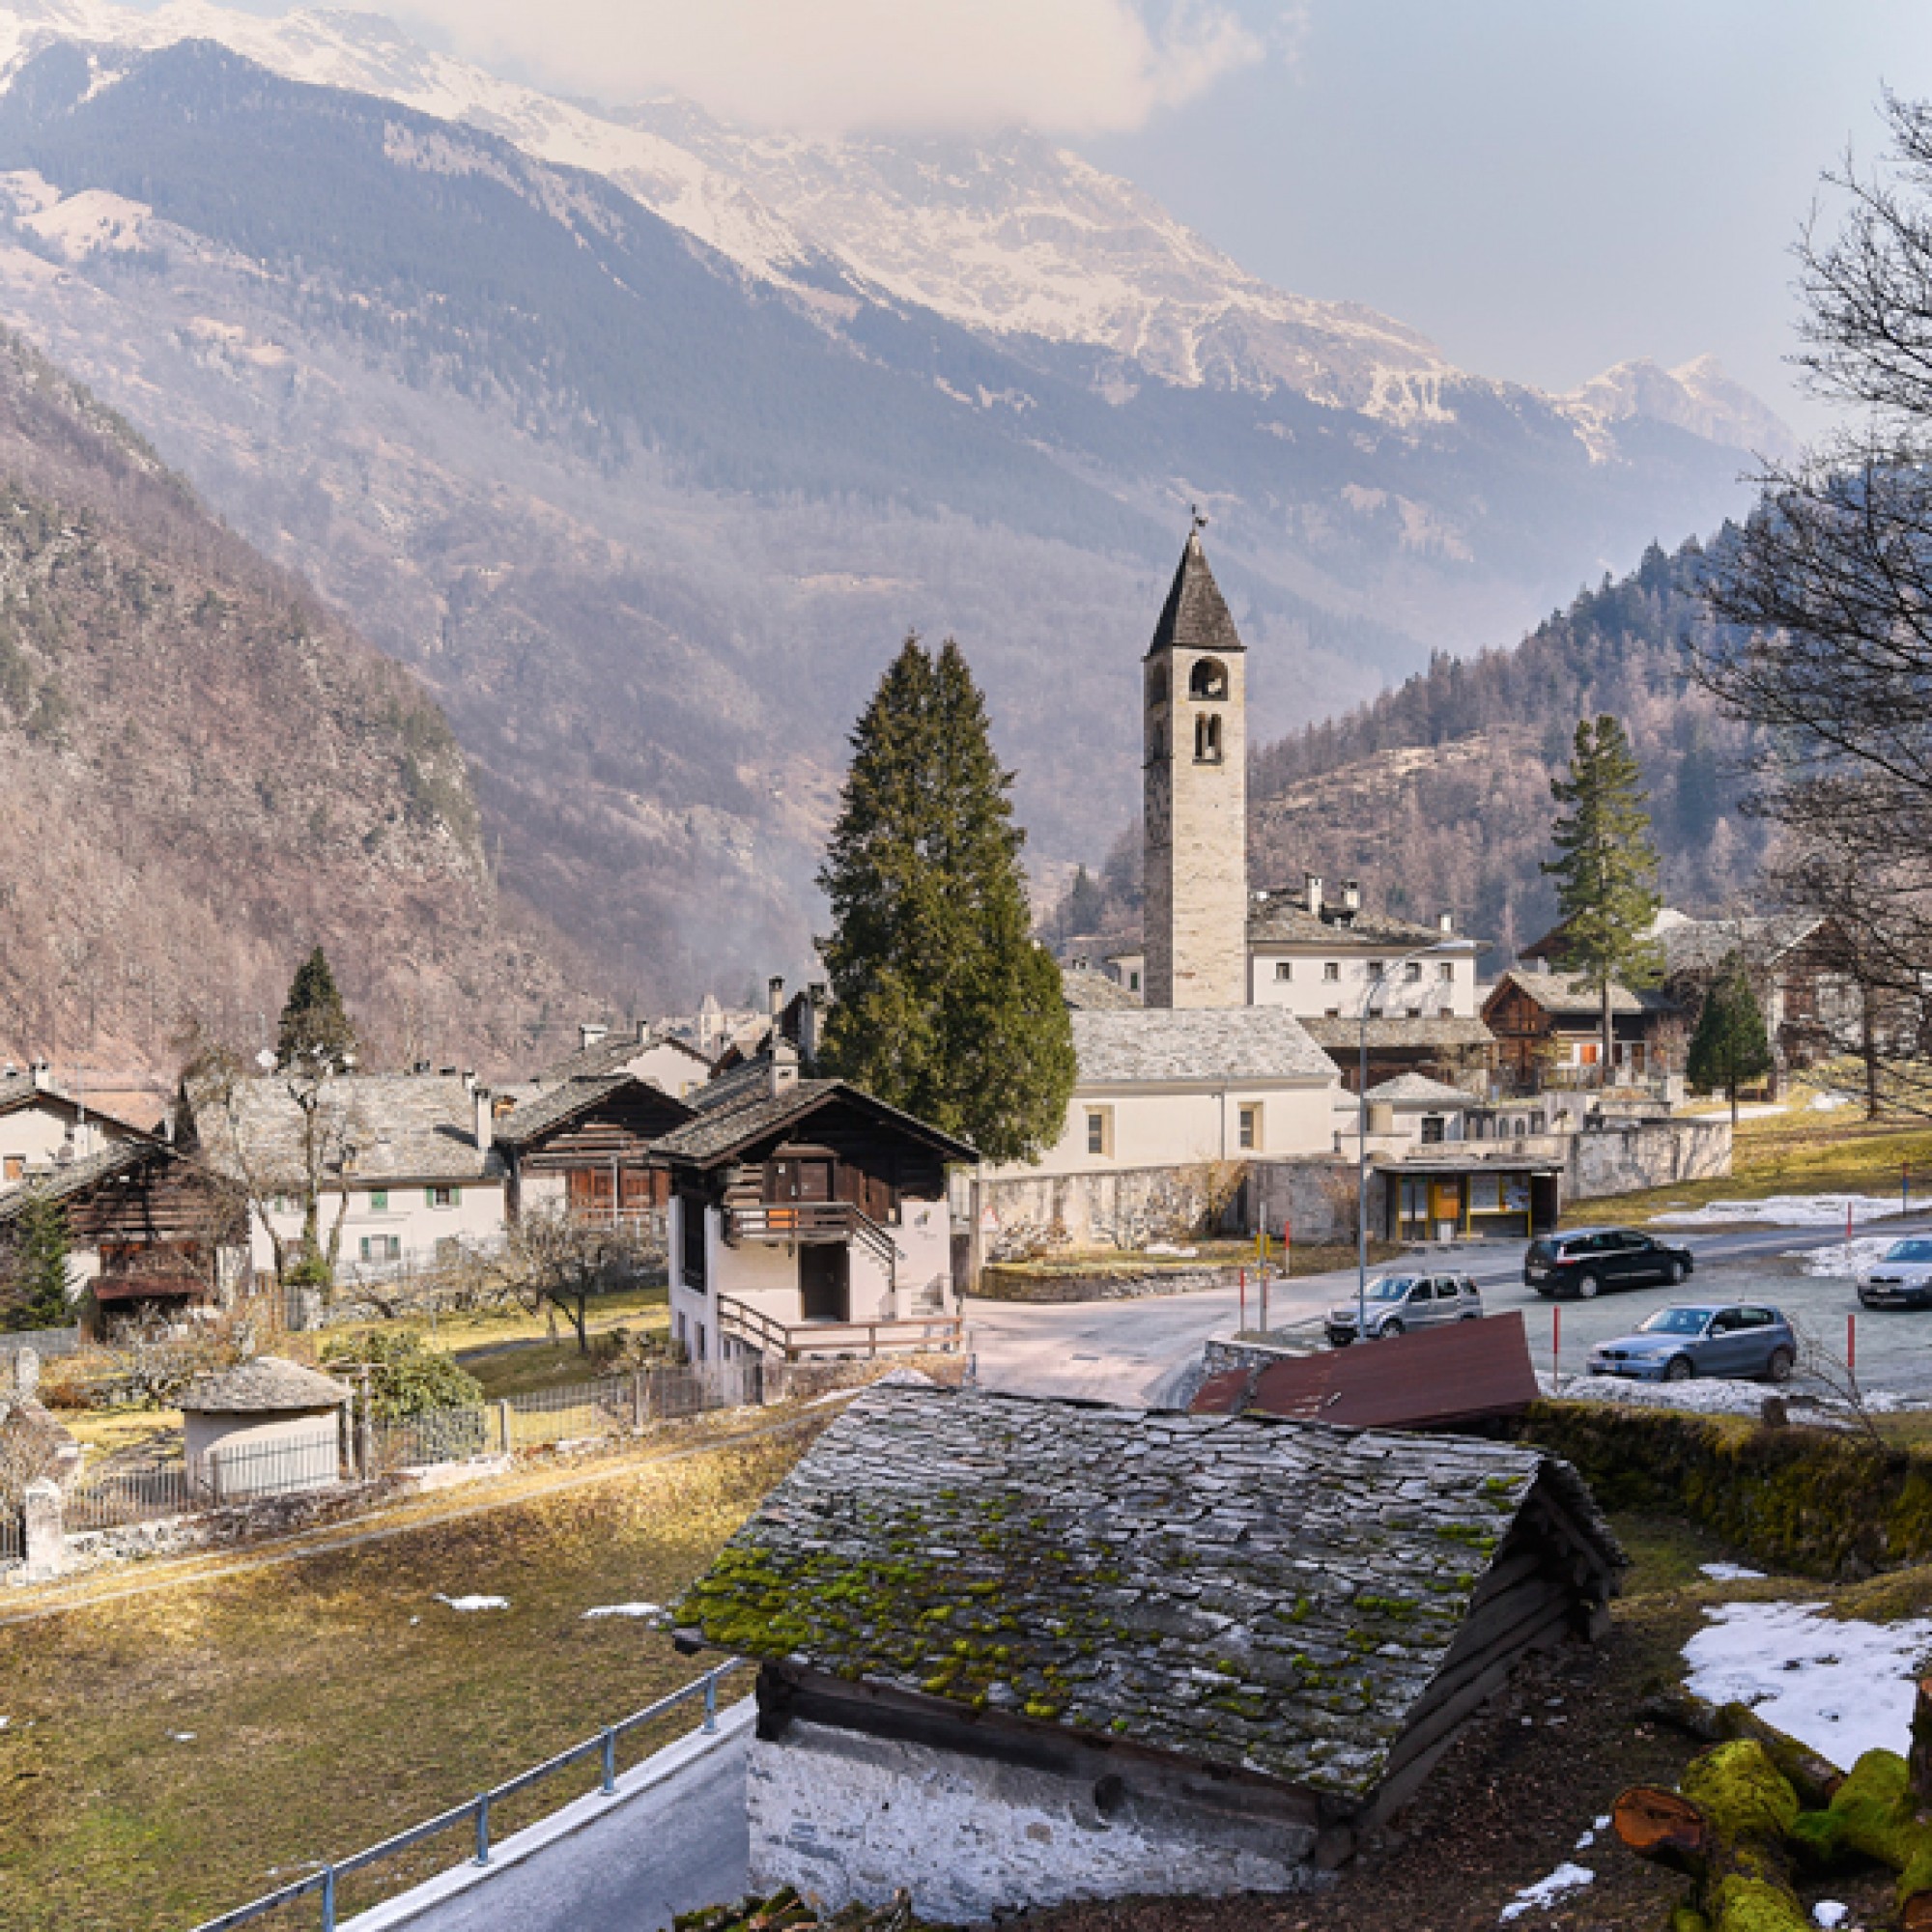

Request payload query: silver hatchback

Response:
[1326,1271,1484,1346]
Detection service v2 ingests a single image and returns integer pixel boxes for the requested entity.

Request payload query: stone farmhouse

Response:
[675,1379,1624,1922]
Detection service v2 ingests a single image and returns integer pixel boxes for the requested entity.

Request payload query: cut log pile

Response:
[675,1888,948,1932]
[1616,1680,1932,1931]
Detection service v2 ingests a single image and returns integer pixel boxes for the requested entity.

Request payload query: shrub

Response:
[322,1328,483,1421]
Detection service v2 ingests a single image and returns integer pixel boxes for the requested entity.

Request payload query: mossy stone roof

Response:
[675,1384,1620,1801]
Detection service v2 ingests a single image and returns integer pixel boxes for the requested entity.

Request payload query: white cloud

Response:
[394,0,1268,135]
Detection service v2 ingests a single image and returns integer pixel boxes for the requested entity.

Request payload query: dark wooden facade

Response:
[1481,978,1663,1087]
[501,1081,693,1223]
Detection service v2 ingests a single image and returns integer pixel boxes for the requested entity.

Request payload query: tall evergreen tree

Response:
[4,1191,71,1330]
[1543,715,1663,1071]
[817,635,1076,1164]
[1686,956,1776,1127]
[276,945,357,1072]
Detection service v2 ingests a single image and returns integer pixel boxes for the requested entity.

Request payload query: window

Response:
[358,1234,401,1264]
[1322,962,1341,982]
[1324,1007,1341,1019]
[1274,961,1293,981]
[1128,970,1141,992]
[1404,962,1423,981]
[1365,960,1385,980]
[427,1184,460,1209]
[1468,1174,1504,1214]
[1188,657,1228,700]
[368,1188,388,1213]
[1086,1108,1114,1157]
[2,1155,20,1183]
[1238,1104,1261,1151]
[1420,1115,1446,1144]
[1194,713,1222,762]
[1405,1007,1422,1019]
[1437,961,1455,981]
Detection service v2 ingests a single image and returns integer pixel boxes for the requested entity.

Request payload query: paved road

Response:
[967,1214,1932,1404]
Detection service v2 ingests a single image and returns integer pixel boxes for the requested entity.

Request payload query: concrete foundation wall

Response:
[1566,1119,1731,1200]
[748,1720,1321,1923]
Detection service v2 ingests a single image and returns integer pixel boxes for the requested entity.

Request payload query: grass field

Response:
[0,1421,818,1932]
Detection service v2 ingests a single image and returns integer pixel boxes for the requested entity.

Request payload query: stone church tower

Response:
[1143,526,1248,1009]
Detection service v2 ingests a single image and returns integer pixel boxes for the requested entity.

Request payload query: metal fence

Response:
[187,1660,745,1932]
[0,1323,82,1359]
[68,1435,347,1533]
[0,1509,19,1567]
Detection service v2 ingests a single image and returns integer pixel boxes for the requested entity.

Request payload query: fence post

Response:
[474,1791,492,1865]
[321,1863,337,1932]
[632,1372,645,1433]
[601,1726,617,1795]
[21,1479,64,1582]
[497,1400,513,1455]
[703,1670,719,1734]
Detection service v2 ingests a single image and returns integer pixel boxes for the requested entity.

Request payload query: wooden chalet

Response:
[1481,967,1674,1090]
[494,1073,696,1230]
[675,1381,1624,1922]
[654,1049,976,1364]
[0,1141,245,1328]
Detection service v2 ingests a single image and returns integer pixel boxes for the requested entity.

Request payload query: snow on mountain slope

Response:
[0,1,1787,444]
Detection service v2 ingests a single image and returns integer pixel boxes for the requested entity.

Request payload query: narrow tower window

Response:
[1194,713,1222,763]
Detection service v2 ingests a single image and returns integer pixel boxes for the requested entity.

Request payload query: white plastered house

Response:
[0,1064,149,1192]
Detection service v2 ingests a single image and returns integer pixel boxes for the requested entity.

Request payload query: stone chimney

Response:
[29,1059,50,1093]
[473,1083,493,1153]
[767,976,785,1022]
[1303,873,1323,917]
[1438,911,1455,934]
[769,1037,800,1099]
[1341,879,1361,916]
[579,1021,609,1053]
[802,983,827,1063]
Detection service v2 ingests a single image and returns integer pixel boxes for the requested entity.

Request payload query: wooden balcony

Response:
[724,1201,901,1278]
[717,1292,961,1363]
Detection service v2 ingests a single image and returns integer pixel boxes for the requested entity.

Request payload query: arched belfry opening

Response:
[1188,657,1228,701]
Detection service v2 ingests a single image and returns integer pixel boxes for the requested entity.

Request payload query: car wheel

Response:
[1664,1355,1695,1382]
[1380,1319,1405,1338]
[1575,1273,1601,1300]
[1765,1347,1795,1384]
[1667,1260,1686,1285]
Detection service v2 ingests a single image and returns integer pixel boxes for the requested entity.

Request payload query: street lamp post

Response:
[1356,938,1478,1343]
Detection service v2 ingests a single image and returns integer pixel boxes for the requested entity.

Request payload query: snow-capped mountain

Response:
[0,1,1787,441]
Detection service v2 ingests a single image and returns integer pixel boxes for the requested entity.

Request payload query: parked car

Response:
[1857,1237,1932,1310]
[1587,1303,1796,1383]
[1326,1272,1483,1346]
[1523,1228,1694,1299]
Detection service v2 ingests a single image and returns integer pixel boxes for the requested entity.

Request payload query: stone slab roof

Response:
[1300,1016,1495,1052]
[1360,1073,1479,1107]
[1657,914,1823,979]
[187,1073,503,1188]
[677,1384,1620,1802]
[493,1072,693,1150]
[1147,529,1243,657]
[180,1354,350,1413]
[1490,970,1664,1019]
[1072,1009,1334,1086]
[654,1076,978,1170]
[534,1024,714,1085]
[1061,967,1141,1011]
[1247,900,1458,950]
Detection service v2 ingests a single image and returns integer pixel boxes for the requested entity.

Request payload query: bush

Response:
[322,1328,483,1420]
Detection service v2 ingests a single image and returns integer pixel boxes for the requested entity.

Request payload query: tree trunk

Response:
[1602,980,1614,1088]
[1863,985,1882,1121]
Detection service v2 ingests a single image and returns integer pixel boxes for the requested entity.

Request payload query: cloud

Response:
[395,0,1268,135]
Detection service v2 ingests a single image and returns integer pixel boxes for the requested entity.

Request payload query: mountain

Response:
[0,321,581,1069]
[0,13,1790,1004]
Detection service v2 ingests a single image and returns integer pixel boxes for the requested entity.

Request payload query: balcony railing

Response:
[717,1292,961,1363]
[724,1201,902,1280]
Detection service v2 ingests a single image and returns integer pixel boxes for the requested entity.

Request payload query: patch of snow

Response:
[169,1730,195,1742]
[1813,1905,1848,1929]
[1654,1194,1901,1229]
[1682,1102,1789,1121]
[1684,1600,1932,1766]
[0,1717,9,1729]
[1789,1236,1899,1279]
[582,1602,661,1620]
[1144,1242,1198,1258]
[433,1593,509,1612]
[1540,1371,1785,1416]
[1498,1862,1595,1921]
[1811,1093,1855,1112]
[1701,1563,1767,1582]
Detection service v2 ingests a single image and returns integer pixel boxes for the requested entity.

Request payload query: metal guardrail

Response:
[186,1660,744,1932]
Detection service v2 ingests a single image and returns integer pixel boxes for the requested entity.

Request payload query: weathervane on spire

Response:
[1190,503,1208,534]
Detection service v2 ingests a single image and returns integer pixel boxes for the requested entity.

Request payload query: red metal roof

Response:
[1192,1311,1538,1432]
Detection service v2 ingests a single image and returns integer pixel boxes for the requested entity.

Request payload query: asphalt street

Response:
[968,1213,1932,1404]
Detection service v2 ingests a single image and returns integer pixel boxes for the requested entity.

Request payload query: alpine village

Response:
[6,12,1932,1932]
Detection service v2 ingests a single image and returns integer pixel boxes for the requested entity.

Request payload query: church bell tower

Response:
[1143,524,1248,1009]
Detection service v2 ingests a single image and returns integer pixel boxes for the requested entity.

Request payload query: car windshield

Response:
[1639,1308,1713,1336]
[1885,1239,1932,1263]
[1366,1277,1417,1301]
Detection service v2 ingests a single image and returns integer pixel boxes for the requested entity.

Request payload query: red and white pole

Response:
[1238,1268,1246,1334]
[1848,1310,1858,1380]
[1552,1304,1561,1387]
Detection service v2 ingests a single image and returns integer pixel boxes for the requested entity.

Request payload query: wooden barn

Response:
[494,1073,696,1231]
[675,1381,1623,1923]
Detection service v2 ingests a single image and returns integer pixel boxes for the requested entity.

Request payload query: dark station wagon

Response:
[1523,1227,1695,1299]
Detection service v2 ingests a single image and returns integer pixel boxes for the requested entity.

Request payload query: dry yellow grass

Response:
[0,1422,820,1932]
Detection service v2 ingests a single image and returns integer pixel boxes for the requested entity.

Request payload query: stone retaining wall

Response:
[970,1264,1242,1305]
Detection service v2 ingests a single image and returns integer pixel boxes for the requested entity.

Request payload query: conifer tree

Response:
[1687,956,1775,1127]
[276,946,357,1073]
[817,635,1076,1164]
[1543,715,1662,1072]
[5,1191,71,1330]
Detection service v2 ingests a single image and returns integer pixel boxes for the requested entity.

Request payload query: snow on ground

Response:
[1813,1905,1848,1929]
[582,1603,661,1620]
[433,1593,509,1612]
[1701,1562,1767,1582]
[1498,1862,1594,1922]
[1654,1194,1901,1229]
[1683,1600,1932,1766]
[1540,1371,1784,1415]
[1788,1235,1900,1279]
[1683,1102,1789,1120]
[1811,1093,1855,1111]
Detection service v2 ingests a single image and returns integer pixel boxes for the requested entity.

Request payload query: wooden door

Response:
[800,1244,849,1322]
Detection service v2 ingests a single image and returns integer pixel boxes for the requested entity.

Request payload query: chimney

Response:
[768,1037,800,1099]
[473,1083,493,1153]
[1438,911,1455,934]
[802,982,826,1064]
[767,976,785,1022]
[1304,873,1323,917]
[29,1059,50,1093]
[1342,879,1361,915]
[579,1021,609,1053]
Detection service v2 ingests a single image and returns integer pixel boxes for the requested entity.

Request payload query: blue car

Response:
[1587,1303,1797,1384]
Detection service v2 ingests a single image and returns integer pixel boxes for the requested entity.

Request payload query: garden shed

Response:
[674,1382,1624,1922]
[178,1356,349,1498]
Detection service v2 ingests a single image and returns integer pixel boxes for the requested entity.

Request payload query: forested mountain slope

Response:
[0,30,1776,1000]
[0,324,580,1068]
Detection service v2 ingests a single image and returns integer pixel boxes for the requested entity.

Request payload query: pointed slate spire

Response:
[1146,526,1244,659]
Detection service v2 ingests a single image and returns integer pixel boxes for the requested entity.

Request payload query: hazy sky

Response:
[182,0,1932,435]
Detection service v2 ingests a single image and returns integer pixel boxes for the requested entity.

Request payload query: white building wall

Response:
[250,1180,507,1284]
[0,1101,132,1186]
[1250,950,1479,1020]
[996,1081,1336,1181]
